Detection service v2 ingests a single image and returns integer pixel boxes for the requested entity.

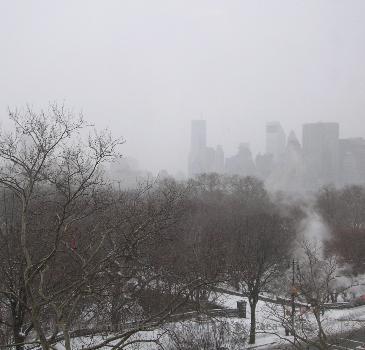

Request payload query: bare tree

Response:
[263,241,359,350]
[226,177,294,345]
[317,185,365,273]
[0,105,121,349]
[0,191,32,349]
[0,107,212,350]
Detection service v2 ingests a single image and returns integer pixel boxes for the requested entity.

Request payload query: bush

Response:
[165,320,247,350]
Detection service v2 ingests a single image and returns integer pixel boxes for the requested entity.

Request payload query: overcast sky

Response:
[1,0,365,174]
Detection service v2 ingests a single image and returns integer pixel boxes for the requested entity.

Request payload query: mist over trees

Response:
[2,0,365,348]
[0,106,364,349]
[316,185,365,274]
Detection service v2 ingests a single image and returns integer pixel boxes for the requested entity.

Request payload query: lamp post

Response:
[291,259,295,341]
[290,259,300,344]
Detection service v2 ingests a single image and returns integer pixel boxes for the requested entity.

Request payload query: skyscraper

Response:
[266,130,305,193]
[190,120,207,152]
[225,143,256,176]
[302,122,340,187]
[188,120,225,177]
[339,137,365,185]
[188,120,207,177]
[214,145,225,173]
[265,122,286,163]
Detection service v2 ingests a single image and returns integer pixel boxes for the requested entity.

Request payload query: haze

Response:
[1,0,365,175]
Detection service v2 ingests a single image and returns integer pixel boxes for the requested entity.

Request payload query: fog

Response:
[1,0,365,175]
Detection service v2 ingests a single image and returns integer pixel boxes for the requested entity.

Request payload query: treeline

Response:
[0,106,364,350]
[317,185,365,274]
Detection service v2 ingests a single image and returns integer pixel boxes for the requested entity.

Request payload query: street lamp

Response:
[288,259,300,343]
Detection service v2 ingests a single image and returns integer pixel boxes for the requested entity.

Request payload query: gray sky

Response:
[1,0,365,174]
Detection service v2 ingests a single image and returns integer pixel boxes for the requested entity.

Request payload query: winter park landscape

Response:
[1,1,365,349]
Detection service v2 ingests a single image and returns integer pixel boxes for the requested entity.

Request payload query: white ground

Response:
[51,293,365,350]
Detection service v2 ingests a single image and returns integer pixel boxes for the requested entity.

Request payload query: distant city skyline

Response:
[187,119,365,191]
[2,1,365,174]
[176,117,365,176]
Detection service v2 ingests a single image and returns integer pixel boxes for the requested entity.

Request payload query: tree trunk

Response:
[62,323,72,350]
[314,308,328,350]
[30,307,50,350]
[249,299,257,344]
[111,285,122,329]
[20,202,50,350]
[13,327,25,350]
[11,298,24,350]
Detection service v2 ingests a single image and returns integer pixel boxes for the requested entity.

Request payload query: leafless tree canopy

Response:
[1,106,363,350]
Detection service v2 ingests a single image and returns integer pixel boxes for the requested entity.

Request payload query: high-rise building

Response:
[214,145,225,173]
[188,120,225,177]
[190,120,206,152]
[302,122,340,187]
[225,143,256,176]
[287,130,301,153]
[339,138,365,185]
[256,153,274,180]
[266,122,286,163]
[188,120,207,176]
[266,130,305,193]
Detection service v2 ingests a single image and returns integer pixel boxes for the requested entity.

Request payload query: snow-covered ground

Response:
[51,293,365,350]
[218,293,365,348]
